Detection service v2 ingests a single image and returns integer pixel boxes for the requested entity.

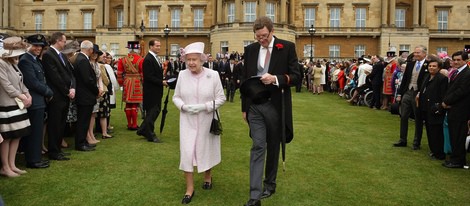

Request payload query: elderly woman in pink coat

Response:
[173,42,226,204]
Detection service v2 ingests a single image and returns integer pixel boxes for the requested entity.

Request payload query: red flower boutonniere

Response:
[275,43,284,50]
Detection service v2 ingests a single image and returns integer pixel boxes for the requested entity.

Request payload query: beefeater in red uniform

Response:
[117,41,144,130]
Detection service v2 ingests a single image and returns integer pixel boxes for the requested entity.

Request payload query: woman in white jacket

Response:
[173,42,226,204]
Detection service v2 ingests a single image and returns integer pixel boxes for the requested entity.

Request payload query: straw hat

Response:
[0,37,29,58]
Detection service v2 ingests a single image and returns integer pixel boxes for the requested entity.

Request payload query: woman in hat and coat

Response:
[0,37,32,177]
[172,42,226,204]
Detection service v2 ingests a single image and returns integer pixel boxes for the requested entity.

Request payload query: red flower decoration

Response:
[275,43,284,50]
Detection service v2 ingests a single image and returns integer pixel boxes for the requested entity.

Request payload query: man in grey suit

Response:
[240,16,300,206]
[137,39,167,143]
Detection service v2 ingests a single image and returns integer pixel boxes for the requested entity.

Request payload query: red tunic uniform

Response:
[382,59,397,95]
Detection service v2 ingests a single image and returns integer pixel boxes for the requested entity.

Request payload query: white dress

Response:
[172,68,226,173]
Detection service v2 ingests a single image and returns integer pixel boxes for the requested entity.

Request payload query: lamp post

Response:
[139,20,146,57]
[164,24,171,60]
[308,24,316,62]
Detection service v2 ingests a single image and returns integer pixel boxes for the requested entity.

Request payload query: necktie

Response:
[415,61,421,71]
[449,70,458,81]
[264,47,271,69]
[59,53,66,66]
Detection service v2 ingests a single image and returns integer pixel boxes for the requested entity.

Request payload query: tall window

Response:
[355,45,366,58]
[437,10,448,31]
[149,9,158,28]
[110,43,119,55]
[171,8,181,30]
[395,9,405,28]
[58,12,67,30]
[266,2,275,22]
[355,8,366,30]
[221,41,229,55]
[227,2,235,23]
[35,13,43,31]
[171,44,180,57]
[399,44,410,54]
[304,45,315,59]
[329,45,340,58]
[244,1,256,22]
[304,7,315,27]
[117,9,123,28]
[194,8,204,30]
[330,7,341,30]
[83,12,92,30]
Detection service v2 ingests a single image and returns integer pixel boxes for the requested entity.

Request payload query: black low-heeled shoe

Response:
[181,191,194,204]
[202,178,212,190]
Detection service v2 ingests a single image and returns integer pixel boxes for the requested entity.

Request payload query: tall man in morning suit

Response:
[441,51,470,168]
[73,40,98,152]
[240,17,300,206]
[42,32,75,161]
[393,45,429,150]
[137,39,167,143]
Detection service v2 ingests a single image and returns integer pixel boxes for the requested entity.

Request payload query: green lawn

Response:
[1,89,470,206]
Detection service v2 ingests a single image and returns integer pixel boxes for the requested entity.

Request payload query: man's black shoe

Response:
[26,162,49,169]
[260,189,275,199]
[393,141,407,147]
[412,145,421,150]
[76,145,96,151]
[60,152,71,156]
[147,137,163,143]
[244,199,261,206]
[442,161,463,169]
[49,154,70,161]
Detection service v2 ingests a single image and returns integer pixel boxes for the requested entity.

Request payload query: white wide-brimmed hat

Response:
[180,42,206,61]
[0,37,29,58]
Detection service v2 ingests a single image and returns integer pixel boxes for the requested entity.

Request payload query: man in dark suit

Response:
[393,45,429,150]
[42,32,75,160]
[19,34,53,168]
[72,40,98,151]
[441,51,470,168]
[137,39,167,143]
[225,58,240,102]
[368,55,384,109]
[203,55,218,71]
[240,16,300,206]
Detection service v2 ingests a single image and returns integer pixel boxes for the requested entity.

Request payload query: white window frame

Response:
[227,2,235,23]
[149,9,158,28]
[194,8,204,30]
[436,47,447,54]
[395,9,405,28]
[117,9,123,28]
[355,45,366,58]
[221,41,229,55]
[244,1,257,22]
[244,40,254,47]
[304,44,315,59]
[110,43,119,55]
[35,13,43,31]
[83,12,92,30]
[437,10,448,31]
[58,12,67,30]
[170,44,180,57]
[304,7,315,27]
[329,45,340,58]
[399,44,410,54]
[266,2,275,22]
[330,7,341,29]
[355,8,366,29]
[171,8,181,30]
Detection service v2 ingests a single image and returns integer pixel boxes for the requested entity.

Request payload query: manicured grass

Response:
[1,89,470,206]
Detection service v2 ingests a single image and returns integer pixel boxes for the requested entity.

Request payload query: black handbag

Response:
[210,101,222,135]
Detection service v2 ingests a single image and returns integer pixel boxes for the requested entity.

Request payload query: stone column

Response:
[124,0,129,27]
[280,0,287,24]
[390,0,396,26]
[130,0,135,27]
[3,0,10,28]
[235,0,241,22]
[289,0,295,26]
[420,0,427,26]
[104,0,110,26]
[413,0,419,27]
[381,0,388,26]
[0,0,4,28]
[212,0,217,25]
[217,0,223,24]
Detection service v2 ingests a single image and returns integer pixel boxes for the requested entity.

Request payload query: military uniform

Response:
[117,41,144,130]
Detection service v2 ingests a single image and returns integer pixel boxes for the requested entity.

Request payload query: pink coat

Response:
[172,68,226,172]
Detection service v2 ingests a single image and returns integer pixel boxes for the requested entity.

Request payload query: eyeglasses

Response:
[254,32,271,41]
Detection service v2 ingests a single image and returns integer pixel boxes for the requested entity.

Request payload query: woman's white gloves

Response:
[182,104,206,114]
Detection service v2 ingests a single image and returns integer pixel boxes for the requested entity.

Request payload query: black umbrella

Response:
[159,77,177,134]
[281,88,286,172]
